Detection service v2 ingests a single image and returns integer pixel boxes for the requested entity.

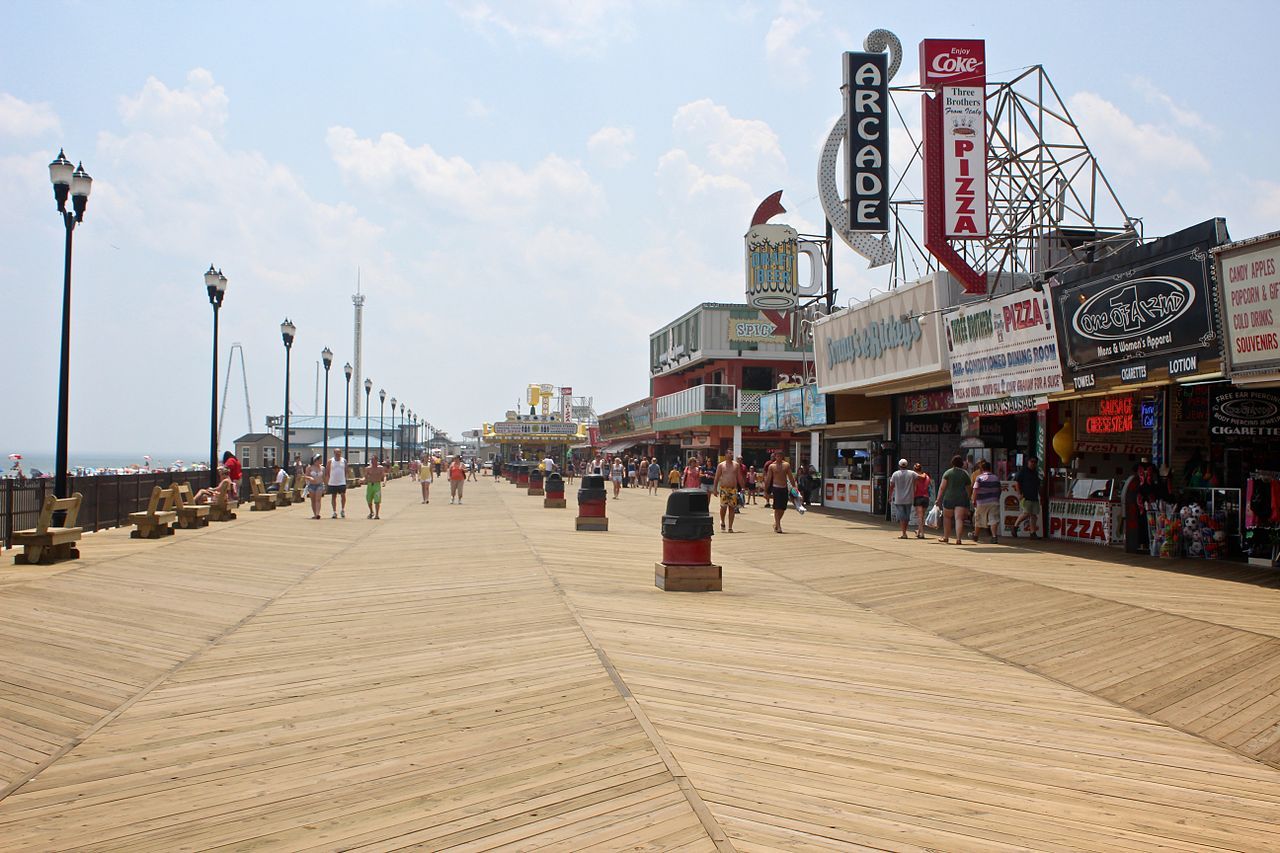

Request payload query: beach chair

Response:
[248,476,276,512]
[129,485,177,539]
[173,483,211,529]
[207,479,237,522]
[13,493,84,565]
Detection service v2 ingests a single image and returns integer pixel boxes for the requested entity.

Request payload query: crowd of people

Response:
[888,454,1043,545]
[566,451,810,534]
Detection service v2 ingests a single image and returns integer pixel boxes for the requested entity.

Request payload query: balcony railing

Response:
[654,384,745,422]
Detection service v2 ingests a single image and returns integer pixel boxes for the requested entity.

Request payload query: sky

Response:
[3,0,1279,458]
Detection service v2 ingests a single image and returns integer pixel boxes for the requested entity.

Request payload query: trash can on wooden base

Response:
[575,474,608,531]
[655,488,720,591]
[544,472,566,508]
[528,467,545,496]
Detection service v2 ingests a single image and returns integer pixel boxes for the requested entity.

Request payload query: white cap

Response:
[898,458,909,467]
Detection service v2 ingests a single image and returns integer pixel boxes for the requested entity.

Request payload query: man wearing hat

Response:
[889,457,920,540]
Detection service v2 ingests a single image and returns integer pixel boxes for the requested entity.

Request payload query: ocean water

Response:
[6,451,204,476]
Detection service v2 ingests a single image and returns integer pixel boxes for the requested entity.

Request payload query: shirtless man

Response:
[712,454,746,533]
[762,451,798,534]
[363,455,388,519]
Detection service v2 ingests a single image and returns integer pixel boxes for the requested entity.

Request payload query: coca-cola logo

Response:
[1219,395,1279,424]
[930,54,982,78]
[1070,276,1196,342]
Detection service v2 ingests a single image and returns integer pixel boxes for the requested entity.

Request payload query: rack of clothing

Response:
[1244,471,1280,566]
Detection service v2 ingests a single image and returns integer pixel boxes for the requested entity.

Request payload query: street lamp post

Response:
[280,319,296,475]
[343,363,352,462]
[399,403,406,466]
[390,397,397,467]
[378,389,386,463]
[363,378,372,464]
[48,150,92,502]
[321,347,333,465]
[405,408,412,466]
[205,265,228,486]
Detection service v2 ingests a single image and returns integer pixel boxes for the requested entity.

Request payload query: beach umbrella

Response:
[8,454,21,460]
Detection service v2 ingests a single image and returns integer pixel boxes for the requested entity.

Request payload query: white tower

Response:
[352,271,365,417]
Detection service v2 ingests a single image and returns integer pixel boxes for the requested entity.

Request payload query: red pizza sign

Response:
[920,40,986,87]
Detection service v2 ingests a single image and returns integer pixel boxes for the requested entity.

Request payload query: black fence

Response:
[1,469,272,549]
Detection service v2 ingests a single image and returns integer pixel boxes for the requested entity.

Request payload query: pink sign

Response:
[920,40,986,88]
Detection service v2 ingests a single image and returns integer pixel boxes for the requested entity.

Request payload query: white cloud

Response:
[1131,76,1215,134]
[1068,91,1210,174]
[465,98,491,119]
[764,0,820,81]
[326,127,604,221]
[671,98,785,179]
[118,68,228,136]
[0,93,61,138]
[453,0,634,56]
[587,125,634,166]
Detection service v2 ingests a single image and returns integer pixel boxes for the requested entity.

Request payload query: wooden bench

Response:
[248,476,276,512]
[207,479,237,522]
[130,485,178,539]
[268,475,292,506]
[290,473,306,503]
[172,483,211,529]
[12,493,84,565]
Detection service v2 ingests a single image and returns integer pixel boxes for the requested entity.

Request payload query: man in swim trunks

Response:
[364,455,387,519]
[712,454,746,533]
[762,451,797,534]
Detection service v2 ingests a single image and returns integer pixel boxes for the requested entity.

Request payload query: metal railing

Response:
[1,469,272,549]
[654,384,741,422]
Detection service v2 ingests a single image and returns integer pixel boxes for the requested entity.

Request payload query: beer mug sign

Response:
[745,224,799,309]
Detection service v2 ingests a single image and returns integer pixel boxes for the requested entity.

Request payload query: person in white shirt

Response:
[419,452,433,503]
[273,464,288,492]
[326,449,348,519]
[542,456,556,474]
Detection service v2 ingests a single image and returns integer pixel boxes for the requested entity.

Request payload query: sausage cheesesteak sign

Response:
[1051,218,1228,385]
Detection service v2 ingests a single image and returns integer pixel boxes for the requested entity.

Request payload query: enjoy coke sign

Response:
[920,39,986,88]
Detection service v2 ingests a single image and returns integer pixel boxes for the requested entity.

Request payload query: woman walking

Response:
[305,454,325,519]
[912,462,931,539]
[936,455,971,545]
[449,455,466,504]
[419,452,433,503]
[610,457,625,498]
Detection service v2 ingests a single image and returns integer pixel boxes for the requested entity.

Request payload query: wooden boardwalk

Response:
[0,478,1278,850]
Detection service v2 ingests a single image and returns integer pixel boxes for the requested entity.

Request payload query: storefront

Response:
[813,273,956,515]
[1048,218,1230,554]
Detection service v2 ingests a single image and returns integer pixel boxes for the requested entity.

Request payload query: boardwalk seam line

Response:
[497,483,737,853]
[0,496,406,805]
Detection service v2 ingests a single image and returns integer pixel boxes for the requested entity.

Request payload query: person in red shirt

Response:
[448,455,467,504]
[222,451,242,499]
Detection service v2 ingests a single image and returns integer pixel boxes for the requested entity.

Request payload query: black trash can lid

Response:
[665,488,711,517]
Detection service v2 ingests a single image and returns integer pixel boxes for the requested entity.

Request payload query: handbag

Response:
[925,504,941,528]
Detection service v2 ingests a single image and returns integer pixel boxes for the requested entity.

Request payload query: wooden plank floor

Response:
[0,477,1277,850]
[651,498,1280,771]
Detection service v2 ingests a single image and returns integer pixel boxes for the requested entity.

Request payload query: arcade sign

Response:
[844,51,890,233]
